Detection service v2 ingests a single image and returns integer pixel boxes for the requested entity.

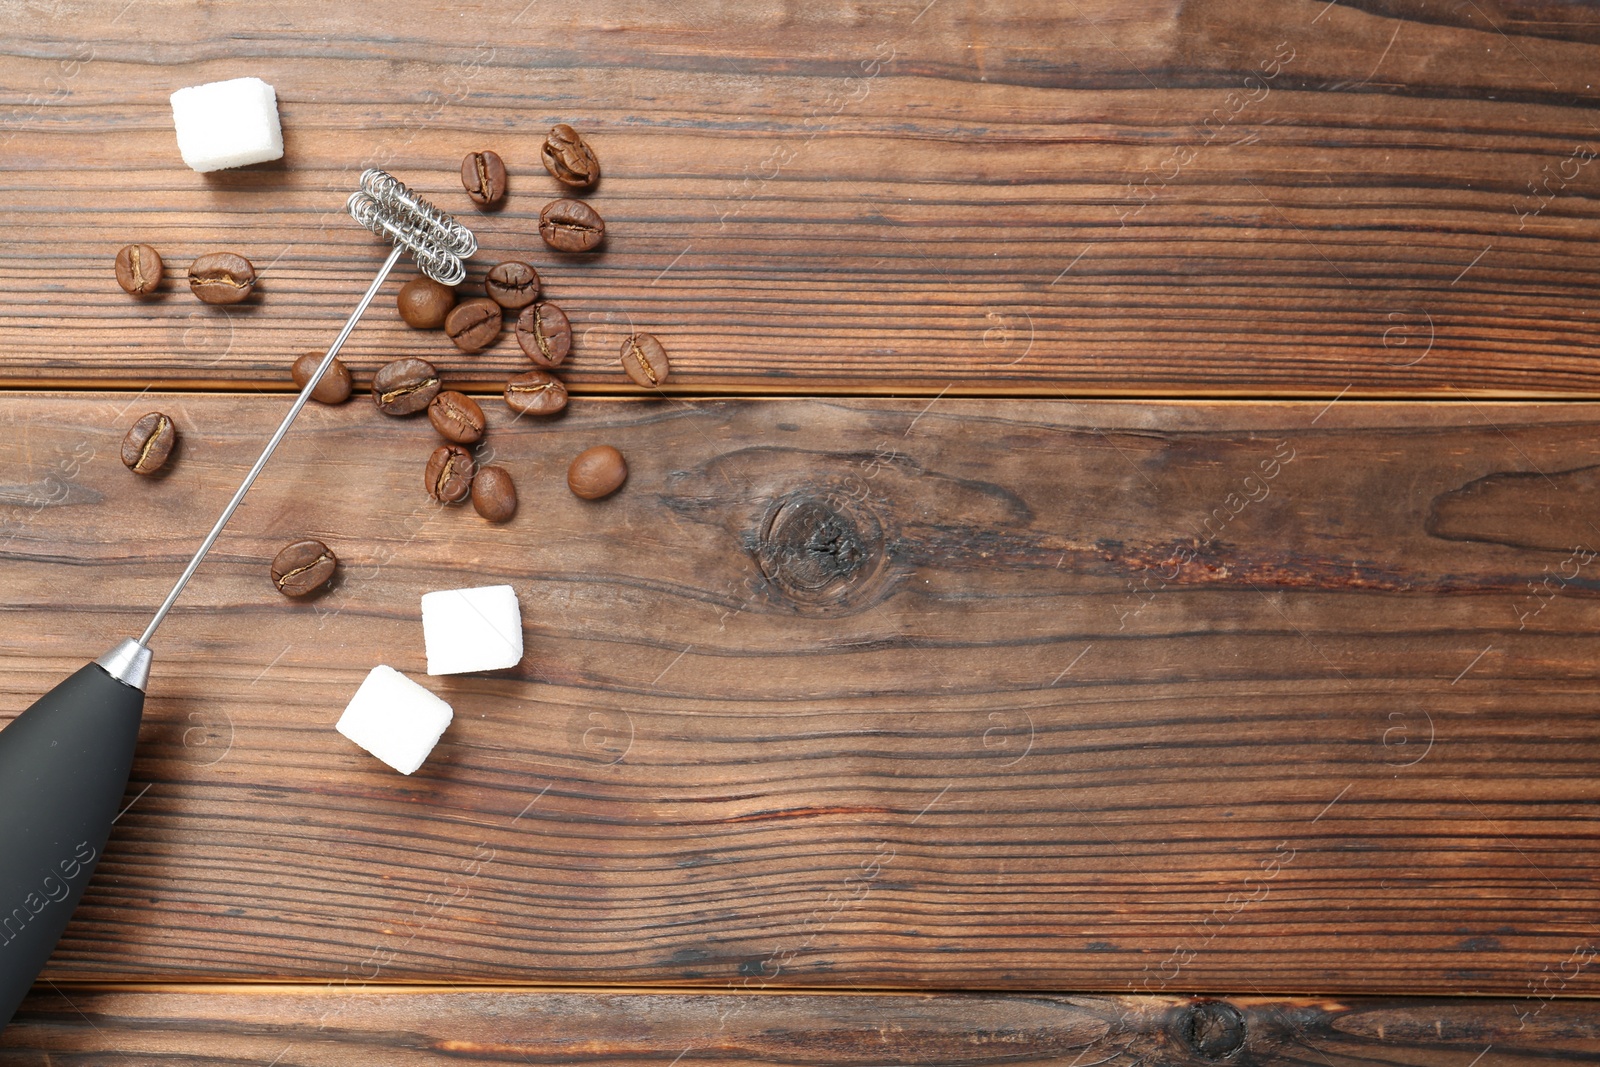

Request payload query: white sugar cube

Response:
[169,77,284,172]
[421,584,524,676]
[336,665,454,775]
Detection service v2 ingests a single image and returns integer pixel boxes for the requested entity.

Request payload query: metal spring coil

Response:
[347,168,478,286]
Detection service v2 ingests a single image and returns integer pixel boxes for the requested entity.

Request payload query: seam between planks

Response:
[6,384,1600,402]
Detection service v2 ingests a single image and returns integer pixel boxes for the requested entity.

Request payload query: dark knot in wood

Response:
[755,490,884,609]
[1182,1000,1246,1060]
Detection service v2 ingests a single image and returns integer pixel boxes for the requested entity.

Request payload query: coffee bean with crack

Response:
[115,243,162,296]
[461,150,506,207]
[372,358,441,416]
[121,411,177,475]
[188,252,255,304]
[539,198,604,252]
[271,539,337,597]
[503,369,568,415]
[540,124,600,188]
[428,390,486,444]
[514,301,572,368]
[484,261,541,310]
[446,297,503,353]
[426,443,476,504]
[620,332,670,388]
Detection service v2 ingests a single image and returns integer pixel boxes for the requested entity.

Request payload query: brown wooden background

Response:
[4,0,1600,1063]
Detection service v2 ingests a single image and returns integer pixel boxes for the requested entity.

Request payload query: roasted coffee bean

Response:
[188,251,256,304]
[271,538,337,597]
[567,445,627,500]
[372,357,441,415]
[484,260,541,309]
[514,301,572,368]
[114,243,162,296]
[471,465,517,523]
[397,276,457,328]
[291,352,353,404]
[503,369,569,416]
[429,390,486,444]
[540,124,599,188]
[426,443,475,504]
[461,150,506,207]
[538,198,604,252]
[620,332,670,388]
[445,297,503,353]
[121,412,177,475]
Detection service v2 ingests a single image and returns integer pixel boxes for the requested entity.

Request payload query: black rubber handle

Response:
[0,662,145,1030]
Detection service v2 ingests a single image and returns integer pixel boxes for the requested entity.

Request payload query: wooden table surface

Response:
[4,0,1600,1063]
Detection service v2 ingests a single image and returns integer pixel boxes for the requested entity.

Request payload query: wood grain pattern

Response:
[4,0,1600,394]
[3,393,1599,994]
[7,0,1600,1051]
[5,986,1598,1065]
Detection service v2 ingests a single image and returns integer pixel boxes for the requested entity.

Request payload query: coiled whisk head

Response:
[348,169,478,286]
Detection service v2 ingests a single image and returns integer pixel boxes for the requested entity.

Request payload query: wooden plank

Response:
[3,0,1600,394]
[5,986,1600,1065]
[2,392,1599,993]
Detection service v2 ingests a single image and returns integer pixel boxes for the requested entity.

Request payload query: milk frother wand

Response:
[0,170,477,1031]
